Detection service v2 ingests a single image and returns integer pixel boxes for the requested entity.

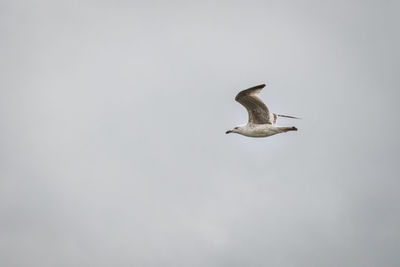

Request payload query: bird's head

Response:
[225,126,241,134]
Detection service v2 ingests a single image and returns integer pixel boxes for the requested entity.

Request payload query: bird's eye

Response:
[234,127,238,129]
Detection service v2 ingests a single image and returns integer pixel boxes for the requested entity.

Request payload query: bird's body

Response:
[226,84,299,138]
[231,123,297,138]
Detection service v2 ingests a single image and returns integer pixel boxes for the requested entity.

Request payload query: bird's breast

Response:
[241,124,280,137]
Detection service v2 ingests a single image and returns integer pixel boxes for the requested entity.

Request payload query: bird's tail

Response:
[278,126,298,132]
[277,114,301,120]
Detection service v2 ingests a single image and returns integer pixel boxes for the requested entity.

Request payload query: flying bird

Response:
[226,84,299,138]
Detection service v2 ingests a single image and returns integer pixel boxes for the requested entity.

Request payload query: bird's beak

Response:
[226,130,232,134]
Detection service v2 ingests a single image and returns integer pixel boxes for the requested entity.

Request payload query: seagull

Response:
[226,84,299,138]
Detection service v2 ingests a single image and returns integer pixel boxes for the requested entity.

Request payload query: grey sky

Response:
[1,0,399,266]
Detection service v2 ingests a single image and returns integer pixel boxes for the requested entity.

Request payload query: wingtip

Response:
[235,83,267,101]
[257,83,266,88]
[247,83,266,90]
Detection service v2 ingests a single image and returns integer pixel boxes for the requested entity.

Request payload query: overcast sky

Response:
[1,0,399,266]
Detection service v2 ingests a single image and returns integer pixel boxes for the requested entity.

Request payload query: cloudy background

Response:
[1,0,399,266]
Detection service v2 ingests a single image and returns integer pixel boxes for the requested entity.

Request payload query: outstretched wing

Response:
[235,84,271,124]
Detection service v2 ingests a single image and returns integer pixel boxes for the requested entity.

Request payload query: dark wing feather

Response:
[235,84,271,124]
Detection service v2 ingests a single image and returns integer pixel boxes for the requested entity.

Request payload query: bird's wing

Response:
[235,84,271,124]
